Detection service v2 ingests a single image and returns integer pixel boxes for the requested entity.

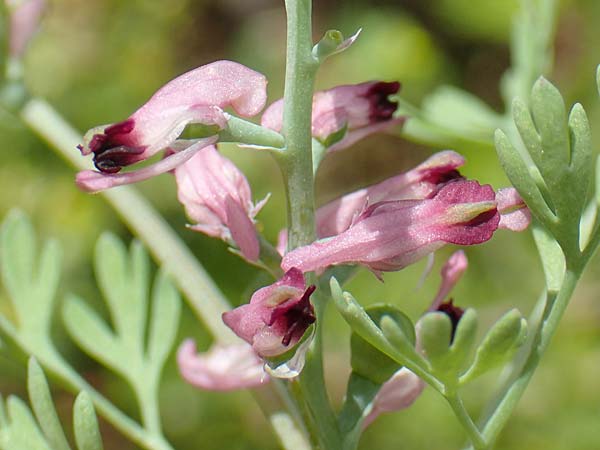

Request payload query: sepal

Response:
[312,29,361,62]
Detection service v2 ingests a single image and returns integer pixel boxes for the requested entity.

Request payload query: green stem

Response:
[135,376,162,436]
[278,1,343,448]
[281,0,318,250]
[446,394,486,450]
[467,269,580,449]
[19,99,236,344]
[298,298,342,450]
[220,115,285,149]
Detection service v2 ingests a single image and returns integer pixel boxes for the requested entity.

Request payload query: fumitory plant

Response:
[0,0,599,449]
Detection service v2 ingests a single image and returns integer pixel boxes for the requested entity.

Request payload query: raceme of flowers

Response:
[76,61,530,424]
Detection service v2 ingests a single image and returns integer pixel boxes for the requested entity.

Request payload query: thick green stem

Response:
[298,299,342,450]
[281,0,318,250]
[278,1,343,448]
[135,376,162,436]
[467,269,580,449]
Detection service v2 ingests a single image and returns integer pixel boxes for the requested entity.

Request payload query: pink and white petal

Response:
[362,368,425,429]
[496,187,531,232]
[177,339,268,391]
[429,250,468,311]
[499,209,531,232]
[327,117,405,152]
[222,304,266,345]
[224,195,260,261]
[260,99,284,132]
[76,137,218,193]
[8,0,45,57]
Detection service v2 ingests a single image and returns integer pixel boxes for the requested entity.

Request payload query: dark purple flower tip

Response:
[367,81,401,121]
[437,299,464,342]
[85,119,144,173]
[271,285,317,347]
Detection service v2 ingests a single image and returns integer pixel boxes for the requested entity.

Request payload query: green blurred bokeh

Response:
[1,0,600,449]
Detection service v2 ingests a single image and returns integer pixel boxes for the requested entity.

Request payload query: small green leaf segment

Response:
[0,358,105,450]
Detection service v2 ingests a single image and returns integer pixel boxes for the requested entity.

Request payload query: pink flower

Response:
[177,339,268,391]
[261,81,403,151]
[222,268,316,358]
[282,180,500,274]
[496,188,531,232]
[76,60,267,192]
[276,151,465,255]
[429,250,468,311]
[174,145,267,261]
[362,368,425,428]
[5,0,45,58]
[317,151,465,238]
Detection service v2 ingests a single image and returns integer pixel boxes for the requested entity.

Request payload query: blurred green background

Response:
[1,0,600,449]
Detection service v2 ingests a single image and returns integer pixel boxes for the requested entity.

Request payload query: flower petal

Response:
[177,339,268,391]
[76,136,218,193]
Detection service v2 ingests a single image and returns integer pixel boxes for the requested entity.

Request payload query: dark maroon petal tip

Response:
[87,119,141,173]
[437,299,464,342]
[280,284,317,347]
[367,81,401,122]
[93,145,145,173]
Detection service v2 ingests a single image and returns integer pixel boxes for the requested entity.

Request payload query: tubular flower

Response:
[428,250,468,311]
[222,268,316,358]
[317,151,465,238]
[282,180,501,274]
[276,151,465,254]
[76,60,267,192]
[362,368,425,429]
[5,0,45,58]
[174,144,267,262]
[261,81,403,151]
[177,340,268,391]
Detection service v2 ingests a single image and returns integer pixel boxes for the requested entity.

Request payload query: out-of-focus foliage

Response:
[1,1,600,449]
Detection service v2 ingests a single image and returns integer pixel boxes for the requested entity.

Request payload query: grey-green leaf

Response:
[0,211,62,343]
[530,77,569,183]
[532,224,565,292]
[147,272,181,368]
[448,308,478,375]
[330,278,397,362]
[62,295,125,372]
[418,312,452,365]
[495,129,556,225]
[0,210,36,304]
[568,103,592,213]
[460,309,527,384]
[4,396,51,450]
[94,233,129,337]
[350,307,406,384]
[27,358,71,450]
[73,393,103,450]
[379,316,424,368]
